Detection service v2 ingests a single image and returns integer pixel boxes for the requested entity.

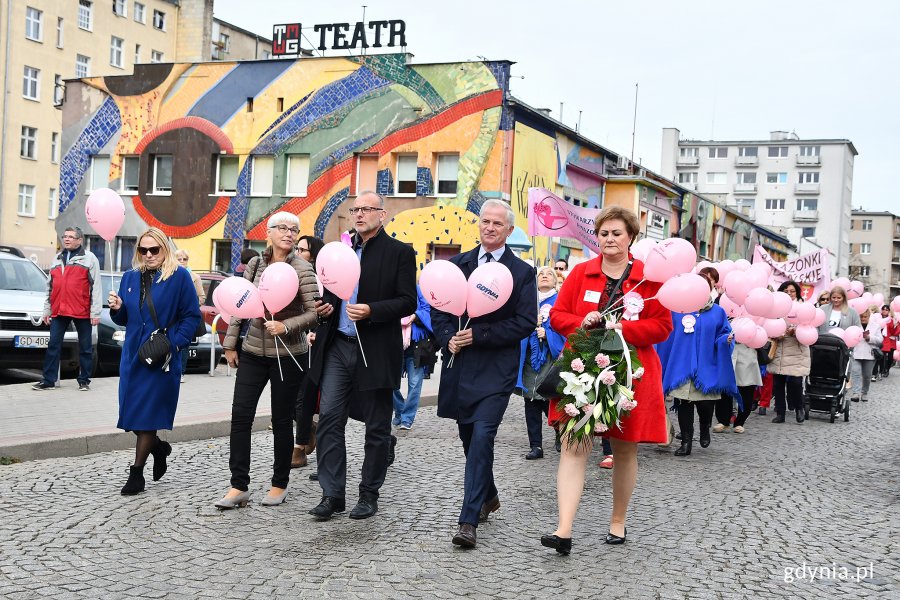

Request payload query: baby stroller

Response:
[803,333,852,423]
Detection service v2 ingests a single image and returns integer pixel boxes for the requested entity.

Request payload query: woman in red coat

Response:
[540,206,672,555]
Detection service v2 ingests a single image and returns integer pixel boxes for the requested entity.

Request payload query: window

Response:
[436,154,459,195]
[708,147,728,159]
[706,172,727,185]
[678,172,697,184]
[53,74,63,105]
[50,132,59,163]
[89,156,110,191]
[150,50,164,63]
[250,156,274,196]
[110,36,124,68]
[355,155,378,194]
[134,2,145,23]
[765,198,786,211]
[736,172,757,184]
[766,172,788,184]
[735,198,755,209]
[48,188,58,219]
[798,172,819,184]
[801,226,816,238]
[768,146,788,158]
[800,146,820,156]
[214,33,230,59]
[152,155,173,193]
[152,9,165,30]
[113,0,126,17]
[20,126,37,159]
[216,155,239,194]
[396,155,417,194]
[860,243,871,255]
[796,198,818,211]
[18,185,36,217]
[56,17,63,47]
[25,7,42,41]
[679,147,698,158]
[76,55,90,78]
[78,0,93,31]
[121,156,139,192]
[285,154,310,196]
[23,66,39,100]
[739,147,758,157]
[860,219,873,231]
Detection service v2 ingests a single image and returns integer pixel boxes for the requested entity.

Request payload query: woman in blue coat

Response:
[108,227,201,496]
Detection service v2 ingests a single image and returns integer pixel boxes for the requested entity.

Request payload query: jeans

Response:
[41,316,92,385]
[392,351,424,426]
[773,374,803,416]
[851,359,875,398]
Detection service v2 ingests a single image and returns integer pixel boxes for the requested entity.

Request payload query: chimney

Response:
[175,0,214,62]
[770,130,790,141]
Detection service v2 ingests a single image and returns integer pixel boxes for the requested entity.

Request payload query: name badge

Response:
[584,290,601,303]
[682,314,696,334]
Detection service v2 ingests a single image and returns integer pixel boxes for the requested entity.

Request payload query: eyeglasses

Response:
[138,246,162,256]
[296,246,310,253]
[176,256,188,262]
[270,224,300,236]
[554,267,565,271]
[62,235,79,240]
[348,206,383,215]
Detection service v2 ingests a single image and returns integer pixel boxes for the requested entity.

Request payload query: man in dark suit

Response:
[432,199,537,548]
[308,191,417,521]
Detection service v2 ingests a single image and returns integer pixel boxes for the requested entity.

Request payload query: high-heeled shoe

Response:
[605,528,627,545]
[540,534,572,555]
[150,438,172,481]
[214,490,250,510]
[261,488,288,506]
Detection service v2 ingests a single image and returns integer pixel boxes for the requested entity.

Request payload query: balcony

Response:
[681,182,697,190]
[794,183,821,194]
[733,207,755,221]
[677,156,699,166]
[796,155,821,166]
[733,183,757,194]
[735,156,758,167]
[793,209,819,222]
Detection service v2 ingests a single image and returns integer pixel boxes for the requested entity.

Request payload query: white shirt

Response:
[478,246,506,264]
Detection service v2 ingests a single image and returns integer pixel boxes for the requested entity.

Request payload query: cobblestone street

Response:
[1,375,898,599]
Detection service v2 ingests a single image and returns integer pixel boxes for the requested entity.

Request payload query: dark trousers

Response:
[41,316,93,385]
[676,399,715,440]
[457,418,501,526]
[878,352,893,377]
[228,352,303,491]
[295,376,318,446]
[714,387,756,427]
[773,374,803,416]
[317,337,392,500]
[523,399,549,449]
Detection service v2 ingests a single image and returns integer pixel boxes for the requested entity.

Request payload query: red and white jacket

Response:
[43,246,101,320]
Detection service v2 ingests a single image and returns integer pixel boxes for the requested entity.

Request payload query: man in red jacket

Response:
[33,227,101,391]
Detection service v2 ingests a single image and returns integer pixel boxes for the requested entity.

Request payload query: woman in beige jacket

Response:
[769,281,811,424]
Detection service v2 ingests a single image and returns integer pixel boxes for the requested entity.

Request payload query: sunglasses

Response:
[138,246,162,256]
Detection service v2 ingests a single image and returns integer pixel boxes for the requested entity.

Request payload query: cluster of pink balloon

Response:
[418,260,513,319]
[631,238,711,314]
[213,262,300,321]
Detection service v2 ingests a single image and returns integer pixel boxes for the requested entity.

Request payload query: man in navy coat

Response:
[432,199,537,548]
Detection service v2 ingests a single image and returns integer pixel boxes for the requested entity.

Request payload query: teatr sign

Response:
[273,20,407,55]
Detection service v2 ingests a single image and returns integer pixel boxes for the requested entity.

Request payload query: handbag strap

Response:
[142,272,174,330]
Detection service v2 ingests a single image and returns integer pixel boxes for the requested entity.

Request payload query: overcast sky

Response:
[215,0,899,213]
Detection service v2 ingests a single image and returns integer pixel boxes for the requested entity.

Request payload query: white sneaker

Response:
[712,423,727,433]
[733,426,745,434]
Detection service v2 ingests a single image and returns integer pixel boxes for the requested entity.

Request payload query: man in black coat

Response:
[432,199,537,548]
[308,191,417,521]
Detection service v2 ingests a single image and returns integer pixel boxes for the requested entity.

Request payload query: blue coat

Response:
[432,246,537,424]
[112,267,202,431]
[515,293,565,395]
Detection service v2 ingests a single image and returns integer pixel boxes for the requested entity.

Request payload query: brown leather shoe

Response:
[291,447,307,468]
[478,495,500,522]
[303,421,317,455]
[452,523,477,548]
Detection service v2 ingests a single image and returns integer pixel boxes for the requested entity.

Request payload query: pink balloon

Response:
[466,262,514,318]
[745,265,770,290]
[716,260,735,280]
[629,238,658,262]
[211,286,234,324]
[744,288,774,318]
[872,293,884,307]
[419,260,468,317]
[747,326,770,349]
[767,291,793,319]
[843,325,864,348]
[795,325,819,346]
[723,270,753,305]
[315,274,324,298]
[316,242,360,301]
[892,296,900,313]
[751,262,773,279]
[810,307,827,327]
[734,259,752,271]
[258,261,299,314]
[719,293,744,318]
[832,277,850,291]
[847,281,864,299]
[733,319,757,345]
[849,297,870,314]
[828,327,845,339]
[213,276,264,319]
[763,318,787,338]
[793,302,816,325]
[85,188,125,241]
[693,260,713,275]
[657,273,711,314]
[642,238,697,282]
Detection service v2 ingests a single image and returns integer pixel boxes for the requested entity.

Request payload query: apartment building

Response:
[848,210,900,300]
[0,0,270,266]
[661,128,857,276]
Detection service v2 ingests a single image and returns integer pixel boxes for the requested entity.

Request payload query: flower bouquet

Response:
[553,320,644,445]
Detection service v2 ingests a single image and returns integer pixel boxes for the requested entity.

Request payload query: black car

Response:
[96,273,223,375]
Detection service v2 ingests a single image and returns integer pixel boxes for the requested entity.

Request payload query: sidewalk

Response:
[0,363,441,461]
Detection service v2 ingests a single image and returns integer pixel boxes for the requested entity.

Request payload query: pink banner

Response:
[753,245,832,302]
[527,188,601,254]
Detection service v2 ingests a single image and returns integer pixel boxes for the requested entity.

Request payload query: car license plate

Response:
[189,349,197,358]
[14,335,50,348]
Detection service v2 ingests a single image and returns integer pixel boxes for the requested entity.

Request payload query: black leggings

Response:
[878,352,894,377]
[676,399,715,440]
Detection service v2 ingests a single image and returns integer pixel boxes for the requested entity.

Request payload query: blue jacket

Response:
[516,293,565,395]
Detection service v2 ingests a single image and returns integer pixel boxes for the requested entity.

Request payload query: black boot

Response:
[674,440,692,456]
[150,437,172,481]
[795,408,805,423]
[772,413,785,423]
[699,425,711,448]
[121,465,145,495]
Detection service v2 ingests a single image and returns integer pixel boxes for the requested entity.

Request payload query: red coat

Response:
[882,318,898,352]
[549,255,673,443]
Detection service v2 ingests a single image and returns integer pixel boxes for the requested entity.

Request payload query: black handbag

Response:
[138,273,173,370]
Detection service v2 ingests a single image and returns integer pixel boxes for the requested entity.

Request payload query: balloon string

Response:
[353,321,368,367]
[447,316,472,369]
[264,309,304,378]
[106,240,113,272]
[597,278,648,319]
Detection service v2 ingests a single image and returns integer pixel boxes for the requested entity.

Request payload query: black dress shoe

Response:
[525,447,544,460]
[605,528,627,545]
[309,496,345,520]
[674,440,692,456]
[452,523,477,548]
[699,426,711,448]
[349,495,378,520]
[540,534,572,556]
[795,408,805,423]
[675,432,682,440]
[479,495,500,522]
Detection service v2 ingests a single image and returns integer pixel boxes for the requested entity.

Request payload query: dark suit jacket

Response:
[432,246,537,424]
[309,228,417,392]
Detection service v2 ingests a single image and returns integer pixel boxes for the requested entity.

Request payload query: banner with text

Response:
[527,188,601,255]
[753,245,832,302]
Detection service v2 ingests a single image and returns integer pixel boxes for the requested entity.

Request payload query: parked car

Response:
[0,252,81,375]
[96,273,223,375]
